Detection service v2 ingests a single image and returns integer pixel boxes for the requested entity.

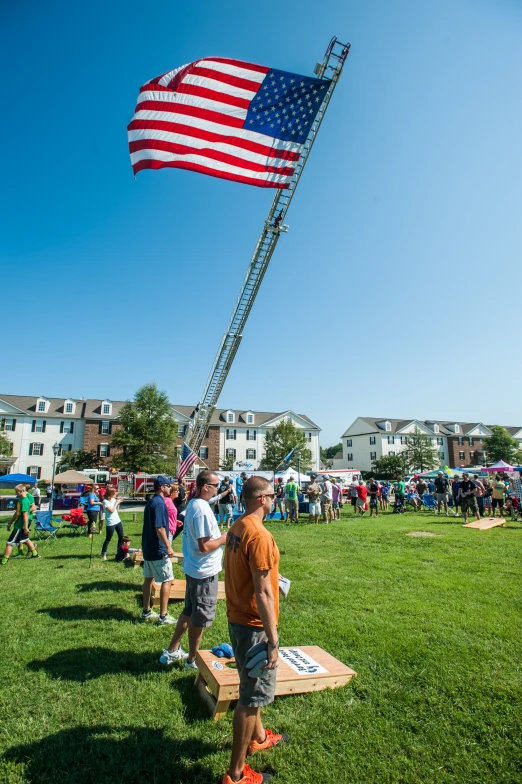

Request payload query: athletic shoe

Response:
[248,729,290,756]
[0,557,8,566]
[141,609,159,621]
[160,647,188,665]
[31,551,41,558]
[221,764,272,783]
[157,613,176,626]
[101,554,107,561]
[184,659,198,670]
[13,552,24,559]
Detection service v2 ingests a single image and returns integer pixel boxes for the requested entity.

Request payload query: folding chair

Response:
[421,493,437,512]
[34,511,59,541]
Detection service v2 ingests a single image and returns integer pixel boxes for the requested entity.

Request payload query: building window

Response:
[346,439,352,447]
[389,451,395,456]
[437,438,443,445]
[35,419,45,433]
[246,413,254,424]
[469,451,475,462]
[307,432,312,441]
[246,430,256,441]
[440,452,445,461]
[102,403,111,415]
[400,436,408,445]
[458,437,463,446]
[347,453,353,461]
[468,437,474,446]
[388,436,395,444]
[199,447,209,459]
[99,444,110,458]
[370,452,377,461]
[61,421,74,434]
[37,401,46,412]
[3,418,15,431]
[226,448,236,459]
[101,421,111,435]
[177,425,185,438]
[246,449,256,459]
[385,422,391,431]
[454,424,460,433]
[28,466,41,479]
[459,451,465,461]
[30,442,43,456]
[65,402,73,413]
[369,436,376,445]
[226,429,237,440]
[227,412,234,423]
[433,424,439,434]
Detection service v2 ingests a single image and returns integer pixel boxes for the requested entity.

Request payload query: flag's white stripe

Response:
[136,90,247,120]
[132,109,303,155]
[130,149,291,183]
[128,128,297,169]
[158,64,188,87]
[182,73,257,101]
[195,59,266,84]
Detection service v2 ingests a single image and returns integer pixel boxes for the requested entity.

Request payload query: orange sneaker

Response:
[221,763,272,783]
[248,728,290,756]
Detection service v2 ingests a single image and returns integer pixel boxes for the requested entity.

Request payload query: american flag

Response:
[177,442,199,480]
[128,57,331,189]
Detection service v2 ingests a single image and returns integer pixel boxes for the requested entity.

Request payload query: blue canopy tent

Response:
[0,473,36,487]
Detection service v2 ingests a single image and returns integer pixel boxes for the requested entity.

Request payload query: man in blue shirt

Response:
[142,476,176,625]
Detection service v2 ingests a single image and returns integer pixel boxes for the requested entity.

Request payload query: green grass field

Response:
[0,507,521,784]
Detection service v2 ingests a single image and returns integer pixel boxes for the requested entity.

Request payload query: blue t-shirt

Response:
[236,477,243,495]
[427,481,435,493]
[142,494,168,561]
[87,493,100,511]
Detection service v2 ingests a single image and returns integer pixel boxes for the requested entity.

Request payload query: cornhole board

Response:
[194,646,356,720]
[463,518,505,530]
[150,579,226,607]
[132,551,183,569]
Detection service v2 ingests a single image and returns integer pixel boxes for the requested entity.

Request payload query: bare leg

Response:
[167,612,190,652]
[187,624,205,662]
[142,576,154,612]
[228,705,263,781]
[4,544,13,559]
[160,580,172,616]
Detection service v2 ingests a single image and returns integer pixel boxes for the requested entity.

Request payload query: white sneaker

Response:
[157,613,176,626]
[160,647,189,665]
[141,609,159,621]
[184,659,198,671]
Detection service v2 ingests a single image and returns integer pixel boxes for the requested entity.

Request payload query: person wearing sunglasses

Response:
[159,470,228,670]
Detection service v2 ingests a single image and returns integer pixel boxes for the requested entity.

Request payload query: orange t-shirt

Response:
[224,513,280,628]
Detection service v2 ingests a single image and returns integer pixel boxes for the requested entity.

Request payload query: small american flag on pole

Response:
[128,57,331,188]
[178,442,199,481]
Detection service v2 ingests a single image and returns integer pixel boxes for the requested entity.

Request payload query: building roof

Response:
[343,417,521,438]
[172,405,320,429]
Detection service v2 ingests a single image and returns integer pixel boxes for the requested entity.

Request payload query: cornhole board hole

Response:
[194,646,356,720]
[463,518,505,530]
[150,579,226,607]
[132,551,183,569]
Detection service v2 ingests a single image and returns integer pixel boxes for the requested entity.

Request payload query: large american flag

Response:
[128,57,331,188]
[177,442,199,480]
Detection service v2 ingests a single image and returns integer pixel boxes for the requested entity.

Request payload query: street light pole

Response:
[50,442,60,515]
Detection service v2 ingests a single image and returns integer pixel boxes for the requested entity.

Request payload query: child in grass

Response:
[1,485,40,566]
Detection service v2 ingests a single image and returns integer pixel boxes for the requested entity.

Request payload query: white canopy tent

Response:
[275,467,311,485]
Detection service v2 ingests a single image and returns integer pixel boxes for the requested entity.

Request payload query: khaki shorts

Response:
[285,498,298,511]
[323,500,332,511]
[229,621,277,708]
[143,555,174,583]
[182,573,218,627]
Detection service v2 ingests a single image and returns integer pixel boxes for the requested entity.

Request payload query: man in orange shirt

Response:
[222,476,288,784]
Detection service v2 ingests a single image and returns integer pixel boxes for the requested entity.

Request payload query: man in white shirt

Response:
[159,470,227,670]
[322,477,333,524]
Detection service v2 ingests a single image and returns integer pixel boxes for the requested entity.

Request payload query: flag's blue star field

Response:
[245,69,331,144]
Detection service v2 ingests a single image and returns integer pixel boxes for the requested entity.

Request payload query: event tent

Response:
[53,470,95,484]
[484,460,514,472]
[417,467,469,478]
[0,472,36,487]
[275,467,311,484]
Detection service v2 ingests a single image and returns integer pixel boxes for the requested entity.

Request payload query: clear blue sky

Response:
[2,0,521,445]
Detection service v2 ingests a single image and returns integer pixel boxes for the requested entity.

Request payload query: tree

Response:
[58,449,98,472]
[483,426,522,465]
[371,454,405,479]
[260,419,312,472]
[219,454,235,471]
[402,428,439,472]
[320,443,342,468]
[0,432,13,456]
[111,383,178,474]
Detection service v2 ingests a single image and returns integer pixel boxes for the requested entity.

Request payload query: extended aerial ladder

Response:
[185,37,351,454]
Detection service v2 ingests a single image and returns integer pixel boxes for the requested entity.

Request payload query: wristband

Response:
[267,638,279,648]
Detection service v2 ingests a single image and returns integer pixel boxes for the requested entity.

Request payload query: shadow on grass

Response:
[76,580,139,593]
[37,605,136,622]
[46,554,93,560]
[3,725,217,784]
[27,646,163,681]
[170,672,225,724]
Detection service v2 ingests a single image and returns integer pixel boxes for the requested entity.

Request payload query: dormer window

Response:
[433,424,439,434]
[64,399,75,414]
[101,401,112,416]
[36,398,49,413]
[226,411,235,423]
[454,424,460,433]
[246,412,254,424]
[385,421,391,432]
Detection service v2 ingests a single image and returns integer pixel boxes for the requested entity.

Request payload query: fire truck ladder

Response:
[185,37,350,455]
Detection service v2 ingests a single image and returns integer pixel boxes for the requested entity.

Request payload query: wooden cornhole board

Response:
[132,551,183,569]
[194,646,356,720]
[463,518,505,530]
[150,578,226,607]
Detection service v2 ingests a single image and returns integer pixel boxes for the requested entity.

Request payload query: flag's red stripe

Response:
[132,158,288,188]
[133,101,245,129]
[129,139,295,176]
[139,82,172,94]
[189,65,262,93]
[199,56,270,75]
[128,119,301,161]
[176,82,250,110]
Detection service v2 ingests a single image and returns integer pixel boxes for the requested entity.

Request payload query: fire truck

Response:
[81,469,166,499]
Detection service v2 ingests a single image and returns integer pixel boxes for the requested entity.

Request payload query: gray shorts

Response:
[228,621,277,708]
[182,573,218,627]
[219,503,233,519]
[143,555,174,583]
[435,492,448,503]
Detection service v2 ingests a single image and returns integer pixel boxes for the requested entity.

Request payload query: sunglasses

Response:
[256,493,275,499]
[206,482,220,487]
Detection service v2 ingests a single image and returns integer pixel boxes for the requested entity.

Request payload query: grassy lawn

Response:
[0,507,521,784]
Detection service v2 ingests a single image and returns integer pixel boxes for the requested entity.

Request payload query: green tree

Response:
[0,432,13,456]
[483,425,522,465]
[260,419,312,472]
[58,449,98,472]
[320,443,342,468]
[402,428,440,472]
[219,454,235,471]
[371,454,405,479]
[111,383,178,474]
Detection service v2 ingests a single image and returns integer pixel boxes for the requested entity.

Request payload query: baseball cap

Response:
[154,475,171,489]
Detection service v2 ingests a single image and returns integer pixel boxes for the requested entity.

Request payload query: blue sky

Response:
[1,0,521,445]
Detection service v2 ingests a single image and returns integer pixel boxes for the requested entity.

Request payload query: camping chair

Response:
[61,507,88,535]
[34,511,60,541]
[421,493,437,512]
